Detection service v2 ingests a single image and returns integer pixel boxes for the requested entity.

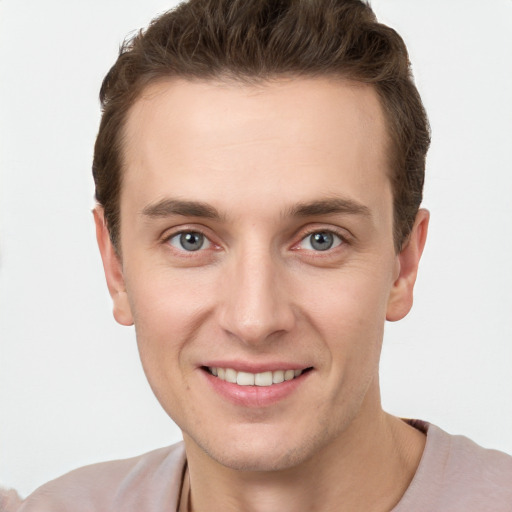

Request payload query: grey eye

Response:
[299,231,342,251]
[310,232,334,251]
[169,232,210,251]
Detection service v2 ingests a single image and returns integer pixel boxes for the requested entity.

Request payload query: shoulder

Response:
[396,421,512,512]
[19,442,186,512]
[0,486,23,512]
[440,426,512,504]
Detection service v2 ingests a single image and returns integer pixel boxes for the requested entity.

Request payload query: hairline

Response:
[110,72,401,255]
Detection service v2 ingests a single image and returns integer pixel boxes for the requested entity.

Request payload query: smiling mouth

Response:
[204,367,312,387]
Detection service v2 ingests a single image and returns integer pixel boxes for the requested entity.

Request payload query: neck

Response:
[182,396,425,512]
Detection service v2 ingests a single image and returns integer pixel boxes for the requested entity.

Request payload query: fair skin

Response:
[95,77,429,512]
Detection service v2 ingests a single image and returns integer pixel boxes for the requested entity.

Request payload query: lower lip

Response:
[202,369,310,408]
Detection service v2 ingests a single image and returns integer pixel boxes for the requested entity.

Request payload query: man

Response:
[19,0,512,510]
[0,487,22,512]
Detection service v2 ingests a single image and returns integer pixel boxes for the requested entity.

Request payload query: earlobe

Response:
[386,209,429,322]
[93,207,134,326]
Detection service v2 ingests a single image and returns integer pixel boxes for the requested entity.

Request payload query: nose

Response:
[217,248,296,346]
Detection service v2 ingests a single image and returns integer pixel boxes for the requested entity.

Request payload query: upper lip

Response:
[201,361,312,373]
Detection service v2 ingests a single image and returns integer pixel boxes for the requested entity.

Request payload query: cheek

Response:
[126,269,215,377]
[127,275,213,423]
[127,263,216,326]
[303,268,390,326]
[299,270,389,364]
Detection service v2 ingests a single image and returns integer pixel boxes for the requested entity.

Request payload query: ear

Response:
[386,209,429,322]
[93,207,134,326]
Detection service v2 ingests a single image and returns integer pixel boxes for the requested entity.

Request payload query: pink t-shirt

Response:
[18,421,512,511]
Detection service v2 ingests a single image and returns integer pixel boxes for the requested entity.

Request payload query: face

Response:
[96,77,427,472]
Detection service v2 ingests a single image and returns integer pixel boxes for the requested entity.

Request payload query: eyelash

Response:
[163,226,348,255]
[164,228,216,254]
[292,228,348,253]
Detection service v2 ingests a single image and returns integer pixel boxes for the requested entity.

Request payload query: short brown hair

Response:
[93,0,430,252]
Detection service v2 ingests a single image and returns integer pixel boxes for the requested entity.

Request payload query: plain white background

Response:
[1,0,511,498]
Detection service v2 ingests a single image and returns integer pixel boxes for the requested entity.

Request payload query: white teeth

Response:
[208,367,305,386]
[284,369,295,381]
[237,371,255,386]
[255,371,273,386]
[272,370,284,384]
[225,368,237,384]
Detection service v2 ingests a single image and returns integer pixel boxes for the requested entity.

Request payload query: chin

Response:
[192,425,329,472]
[209,444,307,472]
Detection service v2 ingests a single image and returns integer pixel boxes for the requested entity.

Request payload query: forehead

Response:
[121,77,391,218]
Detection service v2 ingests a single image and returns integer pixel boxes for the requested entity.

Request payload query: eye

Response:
[298,231,343,251]
[168,231,211,252]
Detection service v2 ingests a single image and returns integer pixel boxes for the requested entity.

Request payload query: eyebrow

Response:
[141,199,222,220]
[141,196,371,222]
[286,197,371,219]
